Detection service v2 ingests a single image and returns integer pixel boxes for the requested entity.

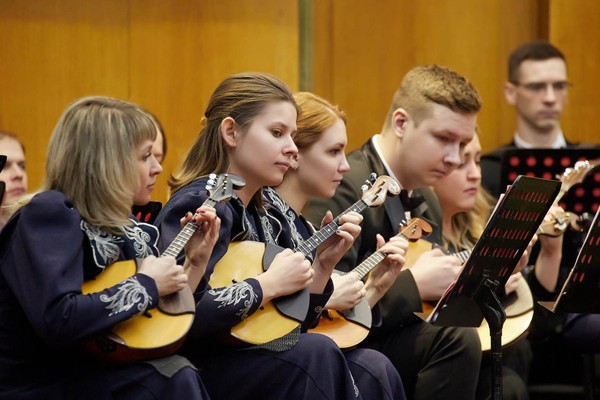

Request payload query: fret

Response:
[158,173,242,260]
[295,199,368,256]
[204,199,217,208]
[163,222,199,258]
[355,252,386,279]
[353,231,410,280]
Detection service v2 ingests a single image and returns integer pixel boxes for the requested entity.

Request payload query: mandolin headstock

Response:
[360,174,401,207]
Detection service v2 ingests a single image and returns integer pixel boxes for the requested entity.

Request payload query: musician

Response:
[154,72,366,399]
[0,96,219,399]
[263,91,407,399]
[481,40,600,198]
[0,131,28,230]
[304,64,484,400]
[431,133,530,399]
[480,40,600,387]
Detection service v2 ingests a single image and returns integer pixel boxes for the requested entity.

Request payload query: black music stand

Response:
[423,175,561,400]
[539,206,600,314]
[497,148,600,215]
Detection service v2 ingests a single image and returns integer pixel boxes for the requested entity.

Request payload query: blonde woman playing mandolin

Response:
[432,132,532,400]
[0,96,219,400]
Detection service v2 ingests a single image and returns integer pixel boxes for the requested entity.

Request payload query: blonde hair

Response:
[383,64,482,130]
[293,92,346,150]
[169,72,298,198]
[20,96,157,234]
[443,186,495,251]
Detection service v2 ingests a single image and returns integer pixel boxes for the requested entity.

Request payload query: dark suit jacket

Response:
[303,137,443,337]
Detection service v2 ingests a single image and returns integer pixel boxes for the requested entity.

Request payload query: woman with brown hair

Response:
[155,73,364,399]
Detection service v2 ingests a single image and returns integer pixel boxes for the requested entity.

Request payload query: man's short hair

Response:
[384,64,482,129]
[508,41,566,84]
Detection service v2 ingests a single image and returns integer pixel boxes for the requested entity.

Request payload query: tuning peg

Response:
[206,173,217,188]
[360,173,377,191]
[574,212,593,232]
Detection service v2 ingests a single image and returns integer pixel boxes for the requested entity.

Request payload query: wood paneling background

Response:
[550,0,600,145]
[0,0,298,202]
[310,0,548,153]
[1,0,598,202]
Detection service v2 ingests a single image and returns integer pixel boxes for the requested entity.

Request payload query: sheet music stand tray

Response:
[424,175,561,399]
[498,148,600,214]
[539,206,600,314]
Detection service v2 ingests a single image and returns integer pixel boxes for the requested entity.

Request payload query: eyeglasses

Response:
[0,155,6,172]
[513,81,573,95]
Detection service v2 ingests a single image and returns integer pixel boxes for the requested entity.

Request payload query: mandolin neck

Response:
[295,199,369,256]
[352,229,418,280]
[162,198,218,259]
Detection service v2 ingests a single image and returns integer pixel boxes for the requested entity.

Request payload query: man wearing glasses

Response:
[481,41,600,393]
[482,41,580,195]
[503,41,572,149]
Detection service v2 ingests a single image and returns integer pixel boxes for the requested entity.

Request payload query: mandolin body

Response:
[209,241,309,345]
[81,259,195,363]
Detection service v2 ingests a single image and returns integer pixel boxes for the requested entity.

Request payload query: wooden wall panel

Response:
[0,0,129,191]
[550,0,600,144]
[312,0,417,151]
[2,0,598,205]
[0,0,298,202]
[312,0,544,154]
[129,0,298,201]
[412,0,543,153]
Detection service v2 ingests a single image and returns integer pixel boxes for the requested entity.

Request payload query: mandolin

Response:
[553,158,600,206]
[209,174,401,346]
[308,218,432,349]
[535,159,599,237]
[416,244,534,353]
[536,208,590,237]
[81,173,243,363]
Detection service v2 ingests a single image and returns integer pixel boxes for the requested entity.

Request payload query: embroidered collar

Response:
[81,218,159,270]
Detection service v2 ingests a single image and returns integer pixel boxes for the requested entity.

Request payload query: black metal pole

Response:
[474,278,506,400]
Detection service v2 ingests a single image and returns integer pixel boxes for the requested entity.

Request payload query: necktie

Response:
[399,190,426,214]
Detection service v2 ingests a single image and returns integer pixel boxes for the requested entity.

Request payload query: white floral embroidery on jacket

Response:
[210,282,257,320]
[99,277,152,317]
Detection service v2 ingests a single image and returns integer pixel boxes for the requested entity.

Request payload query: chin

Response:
[424,175,443,187]
[266,175,285,187]
[536,121,559,132]
[322,187,337,199]
[133,197,151,206]
[461,200,476,212]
